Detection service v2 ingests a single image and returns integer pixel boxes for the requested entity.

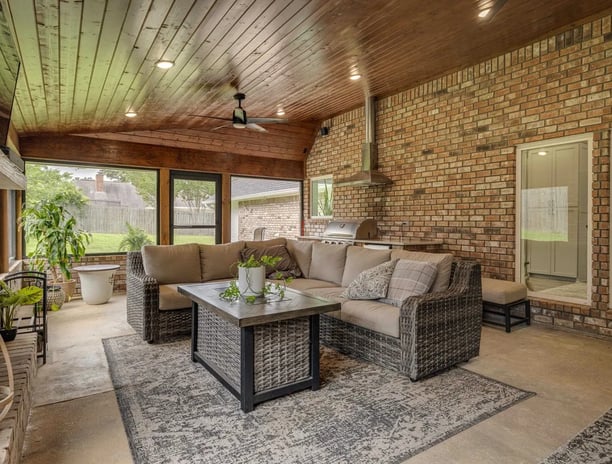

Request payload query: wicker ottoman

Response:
[482,278,530,333]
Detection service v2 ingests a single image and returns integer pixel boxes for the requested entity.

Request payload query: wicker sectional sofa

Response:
[126,238,482,380]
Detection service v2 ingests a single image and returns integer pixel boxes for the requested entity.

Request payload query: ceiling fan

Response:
[192,93,288,132]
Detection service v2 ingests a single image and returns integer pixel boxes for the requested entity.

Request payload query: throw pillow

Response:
[341,246,392,287]
[381,259,438,307]
[341,259,398,300]
[240,245,302,279]
[389,250,453,292]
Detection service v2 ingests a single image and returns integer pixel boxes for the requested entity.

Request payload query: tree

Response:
[25,164,88,212]
[103,169,214,215]
[102,169,157,207]
[173,179,214,215]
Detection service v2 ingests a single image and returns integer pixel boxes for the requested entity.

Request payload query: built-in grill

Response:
[320,219,378,244]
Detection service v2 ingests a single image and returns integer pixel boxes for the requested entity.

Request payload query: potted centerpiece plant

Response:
[21,194,91,308]
[220,254,292,304]
[0,281,43,341]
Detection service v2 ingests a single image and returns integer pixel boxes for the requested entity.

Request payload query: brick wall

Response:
[305,15,612,338]
[237,194,301,240]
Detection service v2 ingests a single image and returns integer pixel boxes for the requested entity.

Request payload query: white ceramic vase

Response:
[238,266,265,297]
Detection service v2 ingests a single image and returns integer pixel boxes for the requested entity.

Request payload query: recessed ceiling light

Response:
[478,8,491,18]
[349,73,362,81]
[125,111,137,118]
[276,107,285,116]
[537,151,548,156]
[155,60,174,69]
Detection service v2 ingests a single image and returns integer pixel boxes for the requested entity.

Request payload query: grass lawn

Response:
[26,233,216,255]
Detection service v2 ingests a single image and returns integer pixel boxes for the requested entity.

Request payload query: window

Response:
[516,135,591,303]
[24,162,158,254]
[230,176,302,241]
[310,176,333,218]
[170,171,220,245]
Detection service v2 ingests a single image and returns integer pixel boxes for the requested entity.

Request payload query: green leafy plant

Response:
[118,222,154,252]
[237,254,282,269]
[318,181,333,217]
[21,193,92,284]
[219,255,291,304]
[0,281,43,330]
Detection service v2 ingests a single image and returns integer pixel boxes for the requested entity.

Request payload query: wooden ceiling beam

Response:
[19,135,305,180]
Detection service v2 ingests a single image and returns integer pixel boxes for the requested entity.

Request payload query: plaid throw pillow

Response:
[341,260,398,300]
[380,259,438,307]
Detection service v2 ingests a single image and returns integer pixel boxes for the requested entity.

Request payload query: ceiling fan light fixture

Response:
[155,60,174,69]
[276,107,285,116]
[349,73,362,81]
[125,111,137,118]
[478,8,491,18]
[232,107,247,128]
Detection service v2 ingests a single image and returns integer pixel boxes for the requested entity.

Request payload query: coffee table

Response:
[177,282,340,412]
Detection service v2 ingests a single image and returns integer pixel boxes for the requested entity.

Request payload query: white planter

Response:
[238,266,265,297]
[73,264,119,305]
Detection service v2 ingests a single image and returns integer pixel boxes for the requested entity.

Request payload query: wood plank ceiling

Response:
[1,0,611,164]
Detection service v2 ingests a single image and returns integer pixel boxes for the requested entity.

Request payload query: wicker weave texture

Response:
[197,304,311,393]
[198,305,241,390]
[253,317,310,392]
[126,252,191,343]
[321,261,482,381]
[320,316,401,371]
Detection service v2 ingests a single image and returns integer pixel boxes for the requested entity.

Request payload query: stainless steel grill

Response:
[320,219,378,244]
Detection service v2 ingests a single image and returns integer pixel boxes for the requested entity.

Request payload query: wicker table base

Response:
[179,282,340,412]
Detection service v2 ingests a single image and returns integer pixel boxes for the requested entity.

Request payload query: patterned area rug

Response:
[541,408,612,464]
[103,335,534,464]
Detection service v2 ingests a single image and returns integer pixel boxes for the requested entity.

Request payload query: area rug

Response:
[541,408,612,464]
[103,335,534,464]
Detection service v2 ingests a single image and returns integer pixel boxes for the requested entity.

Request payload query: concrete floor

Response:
[20,296,612,464]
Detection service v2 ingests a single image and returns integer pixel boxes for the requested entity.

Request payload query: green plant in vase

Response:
[21,193,91,306]
[219,255,291,304]
[0,281,43,341]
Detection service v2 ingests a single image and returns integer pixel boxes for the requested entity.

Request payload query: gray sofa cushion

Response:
[341,300,400,338]
[158,284,193,310]
[199,241,245,281]
[302,287,346,320]
[390,250,453,292]
[341,246,391,287]
[287,278,338,292]
[286,239,313,278]
[141,243,201,285]
[309,242,348,285]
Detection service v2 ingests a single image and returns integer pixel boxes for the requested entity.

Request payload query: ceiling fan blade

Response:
[248,117,288,124]
[211,124,232,131]
[245,123,267,132]
[189,114,230,122]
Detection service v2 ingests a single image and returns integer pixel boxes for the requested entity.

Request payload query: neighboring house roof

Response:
[229,178,300,201]
[76,179,145,208]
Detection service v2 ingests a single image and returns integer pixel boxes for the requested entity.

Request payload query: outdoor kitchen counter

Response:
[297,236,444,250]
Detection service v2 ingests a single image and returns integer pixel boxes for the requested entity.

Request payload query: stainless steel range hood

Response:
[335,96,392,187]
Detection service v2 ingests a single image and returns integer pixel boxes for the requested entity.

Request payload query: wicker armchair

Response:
[126,251,191,343]
[320,260,482,381]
